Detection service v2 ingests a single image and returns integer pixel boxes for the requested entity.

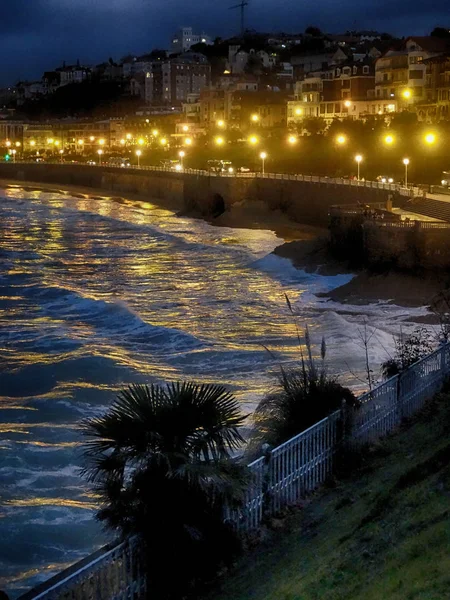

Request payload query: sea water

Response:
[0,186,430,596]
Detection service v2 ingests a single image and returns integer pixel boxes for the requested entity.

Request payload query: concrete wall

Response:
[0,163,396,226]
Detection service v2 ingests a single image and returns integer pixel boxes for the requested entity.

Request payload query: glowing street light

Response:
[5,140,11,147]
[59,149,64,163]
[54,140,60,147]
[260,151,267,175]
[288,135,297,145]
[77,139,84,146]
[336,135,346,145]
[136,149,142,167]
[217,120,225,128]
[251,114,259,123]
[175,163,182,171]
[403,158,410,187]
[182,125,189,132]
[184,137,192,146]
[89,136,95,142]
[215,136,224,146]
[344,100,352,108]
[402,89,412,99]
[425,132,436,145]
[98,138,105,146]
[97,148,103,165]
[11,149,17,162]
[47,138,54,145]
[126,133,132,140]
[384,134,394,145]
[295,108,302,116]
[355,154,363,180]
[30,140,36,147]
[15,141,21,147]
[179,150,185,168]
[120,139,126,145]
[249,135,259,145]
[160,137,167,146]
[152,129,159,137]
[137,138,145,146]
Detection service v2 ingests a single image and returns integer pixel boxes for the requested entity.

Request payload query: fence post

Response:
[396,372,404,422]
[260,443,273,518]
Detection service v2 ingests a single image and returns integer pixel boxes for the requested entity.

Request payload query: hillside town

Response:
[1,26,450,154]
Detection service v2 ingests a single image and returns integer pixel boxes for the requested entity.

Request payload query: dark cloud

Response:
[0,0,449,85]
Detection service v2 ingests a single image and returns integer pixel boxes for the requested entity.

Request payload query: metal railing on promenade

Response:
[6,161,420,196]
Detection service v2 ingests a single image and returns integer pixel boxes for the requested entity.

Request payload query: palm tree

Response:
[82,382,248,599]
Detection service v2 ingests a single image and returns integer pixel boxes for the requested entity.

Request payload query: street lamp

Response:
[249,135,259,145]
[136,149,142,167]
[344,100,352,108]
[251,114,259,123]
[182,125,189,132]
[152,129,159,137]
[336,135,346,145]
[5,140,11,147]
[98,138,105,146]
[160,137,167,146]
[11,149,16,163]
[217,120,225,128]
[355,154,363,180]
[295,108,302,116]
[288,135,297,145]
[89,136,95,142]
[260,151,267,175]
[120,139,126,145]
[425,132,436,145]
[184,137,192,146]
[97,149,103,165]
[179,150,185,169]
[402,89,412,100]
[215,136,224,146]
[30,140,36,148]
[126,133,132,140]
[384,134,394,145]
[403,158,409,187]
[137,138,145,146]
[59,149,64,163]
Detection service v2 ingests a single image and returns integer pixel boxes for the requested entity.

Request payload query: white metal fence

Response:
[17,537,146,600]
[228,342,450,532]
[18,342,450,598]
[8,161,419,196]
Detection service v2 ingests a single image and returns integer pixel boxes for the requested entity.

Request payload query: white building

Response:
[171,27,212,54]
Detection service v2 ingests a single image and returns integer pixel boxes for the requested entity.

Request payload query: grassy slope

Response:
[208,393,450,600]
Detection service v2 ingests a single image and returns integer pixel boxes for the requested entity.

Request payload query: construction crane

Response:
[229,0,248,37]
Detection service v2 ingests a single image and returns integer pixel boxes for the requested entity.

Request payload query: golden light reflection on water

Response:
[0,186,324,589]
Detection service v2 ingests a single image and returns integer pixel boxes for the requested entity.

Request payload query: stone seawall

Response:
[0,164,396,226]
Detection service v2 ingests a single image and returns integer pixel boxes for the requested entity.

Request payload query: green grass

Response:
[206,393,450,600]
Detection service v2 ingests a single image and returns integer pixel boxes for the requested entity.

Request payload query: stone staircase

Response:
[403,197,450,223]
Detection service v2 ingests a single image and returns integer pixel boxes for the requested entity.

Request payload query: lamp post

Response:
[355,154,363,181]
[97,149,103,166]
[136,149,142,168]
[59,149,64,163]
[11,149,16,163]
[260,151,267,175]
[179,150,185,169]
[403,158,409,187]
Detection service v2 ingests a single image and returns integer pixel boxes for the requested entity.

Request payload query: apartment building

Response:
[171,27,212,54]
[145,53,210,105]
[375,37,450,106]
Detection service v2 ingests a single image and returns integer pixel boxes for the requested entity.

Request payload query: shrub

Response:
[382,327,434,379]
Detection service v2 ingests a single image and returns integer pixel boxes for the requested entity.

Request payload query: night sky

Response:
[0,0,448,86]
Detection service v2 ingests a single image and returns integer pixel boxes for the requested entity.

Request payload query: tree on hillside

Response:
[430,27,450,39]
[301,117,326,136]
[82,382,248,599]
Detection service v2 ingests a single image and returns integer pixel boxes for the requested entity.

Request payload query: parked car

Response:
[376,175,394,184]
